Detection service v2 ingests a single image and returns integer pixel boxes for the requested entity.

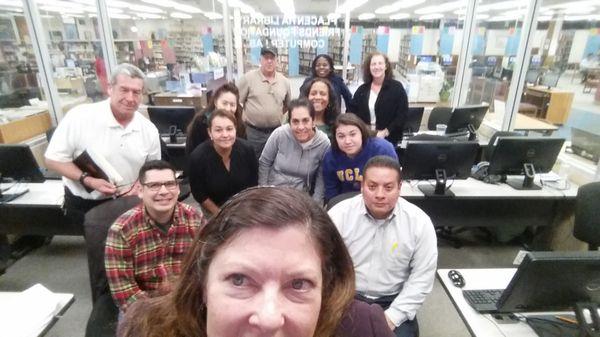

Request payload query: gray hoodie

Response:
[259,124,330,204]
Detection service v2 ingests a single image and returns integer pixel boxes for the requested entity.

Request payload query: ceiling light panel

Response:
[415,1,464,15]
[375,0,425,15]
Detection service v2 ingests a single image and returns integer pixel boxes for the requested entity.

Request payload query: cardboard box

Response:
[0,111,52,144]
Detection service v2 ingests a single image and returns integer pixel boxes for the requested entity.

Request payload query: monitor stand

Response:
[467,124,477,141]
[418,169,455,197]
[505,163,542,190]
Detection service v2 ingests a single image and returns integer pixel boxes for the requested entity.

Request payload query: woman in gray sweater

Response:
[259,98,330,204]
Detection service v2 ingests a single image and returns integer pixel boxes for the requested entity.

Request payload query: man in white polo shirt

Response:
[328,155,437,337]
[45,63,161,225]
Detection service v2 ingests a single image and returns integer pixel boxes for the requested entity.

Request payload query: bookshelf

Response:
[395,35,413,79]
[299,47,316,75]
[170,31,203,63]
[361,30,376,61]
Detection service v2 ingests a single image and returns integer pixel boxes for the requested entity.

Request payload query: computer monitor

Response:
[445,105,488,139]
[530,54,541,68]
[494,251,600,313]
[418,55,433,63]
[0,144,45,183]
[487,136,565,190]
[403,107,425,135]
[525,69,539,85]
[508,55,516,66]
[402,141,479,197]
[570,127,600,163]
[539,71,560,89]
[441,54,453,66]
[147,106,196,136]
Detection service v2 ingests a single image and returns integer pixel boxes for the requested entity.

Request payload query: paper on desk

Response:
[0,284,62,337]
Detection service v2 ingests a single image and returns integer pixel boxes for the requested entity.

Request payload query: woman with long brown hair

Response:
[185,82,245,155]
[117,186,356,337]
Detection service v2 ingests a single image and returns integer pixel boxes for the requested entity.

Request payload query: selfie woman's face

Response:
[205,226,323,337]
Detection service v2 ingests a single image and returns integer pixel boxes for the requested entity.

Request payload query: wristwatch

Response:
[79,172,89,186]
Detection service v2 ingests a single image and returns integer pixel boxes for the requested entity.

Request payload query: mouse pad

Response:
[526,315,579,337]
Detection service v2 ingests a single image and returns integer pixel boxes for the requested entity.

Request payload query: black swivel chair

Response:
[427,107,453,131]
[84,196,140,337]
[574,181,600,251]
[326,191,360,210]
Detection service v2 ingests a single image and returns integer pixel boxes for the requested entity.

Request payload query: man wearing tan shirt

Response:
[238,47,291,158]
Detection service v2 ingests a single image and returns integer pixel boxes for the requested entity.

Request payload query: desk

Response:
[523,86,574,124]
[514,113,558,136]
[0,180,82,235]
[437,268,570,337]
[0,285,74,337]
[400,177,577,229]
[152,92,207,111]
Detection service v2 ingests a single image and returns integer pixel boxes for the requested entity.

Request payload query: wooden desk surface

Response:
[514,113,558,133]
[527,86,574,94]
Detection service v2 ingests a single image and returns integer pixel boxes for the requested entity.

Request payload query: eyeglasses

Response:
[142,180,178,191]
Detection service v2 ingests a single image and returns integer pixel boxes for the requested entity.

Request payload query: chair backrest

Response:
[574,181,600,250]
[84,196,141,303]
[427,107,453,131]
[327,191,360,211]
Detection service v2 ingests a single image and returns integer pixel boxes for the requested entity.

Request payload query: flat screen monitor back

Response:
[540,72,560,88]
[525,69,539,85]
[445,105,488,134]
[147,106,196,135]
[0,144,45,182]
[403,107,425,134]
[403,141,479,196]
[497,251,600,313]
[571,127,600,162]
[487,137,565,189]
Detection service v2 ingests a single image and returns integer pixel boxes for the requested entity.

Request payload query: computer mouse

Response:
[448,269,465,288]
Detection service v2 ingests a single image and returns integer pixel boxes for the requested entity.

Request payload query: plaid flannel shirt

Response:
[105,202,205,311]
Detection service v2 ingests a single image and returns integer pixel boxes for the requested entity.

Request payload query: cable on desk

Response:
[482,314,509,337]
[521,315,578,337]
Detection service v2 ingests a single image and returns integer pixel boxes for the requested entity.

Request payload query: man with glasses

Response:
[238,46,291,158]
[45,63,161,226]
[105,160,205,312]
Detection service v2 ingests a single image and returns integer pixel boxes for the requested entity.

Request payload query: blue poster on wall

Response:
[350,26,363,65]
[472,28,485,55]
[202,33,214,55]
[439,26,455,55]
[376,26,389,54]
[289,46,299,76]
[250,35,261,65]
[584,32,600,55]
[317,36,328,55]
[505,28,521,56]
[410,26,424,55]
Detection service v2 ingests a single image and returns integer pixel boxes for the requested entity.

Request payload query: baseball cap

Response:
[260,47,277,56]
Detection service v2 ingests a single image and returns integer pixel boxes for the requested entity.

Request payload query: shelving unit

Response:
[299,47,316,75]
[395,35,413,79]
[277,47,289,74]
[114,40,136,64]
[361,31,376,62]
[61,40,97,63]
[170,31,203,63]
[329,35,344,66]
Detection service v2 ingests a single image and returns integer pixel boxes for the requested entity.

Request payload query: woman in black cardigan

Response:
[348,52,408,146]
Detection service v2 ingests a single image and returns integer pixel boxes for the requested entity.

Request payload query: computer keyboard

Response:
[463,289,504,312]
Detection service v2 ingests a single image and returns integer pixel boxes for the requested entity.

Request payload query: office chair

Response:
[574,181,600,250]
[427,107,453,131]
[84,196,140,337]
[326,191,359,210]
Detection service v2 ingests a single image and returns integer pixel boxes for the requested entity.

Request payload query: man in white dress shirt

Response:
[328,155,437,337]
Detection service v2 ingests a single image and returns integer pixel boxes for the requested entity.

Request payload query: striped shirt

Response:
[105,202,204,311]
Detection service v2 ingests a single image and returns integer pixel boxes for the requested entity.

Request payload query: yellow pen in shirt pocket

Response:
[391,242,398,253]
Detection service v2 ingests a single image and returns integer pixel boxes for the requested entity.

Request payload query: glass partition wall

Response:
[2,0,599,181]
